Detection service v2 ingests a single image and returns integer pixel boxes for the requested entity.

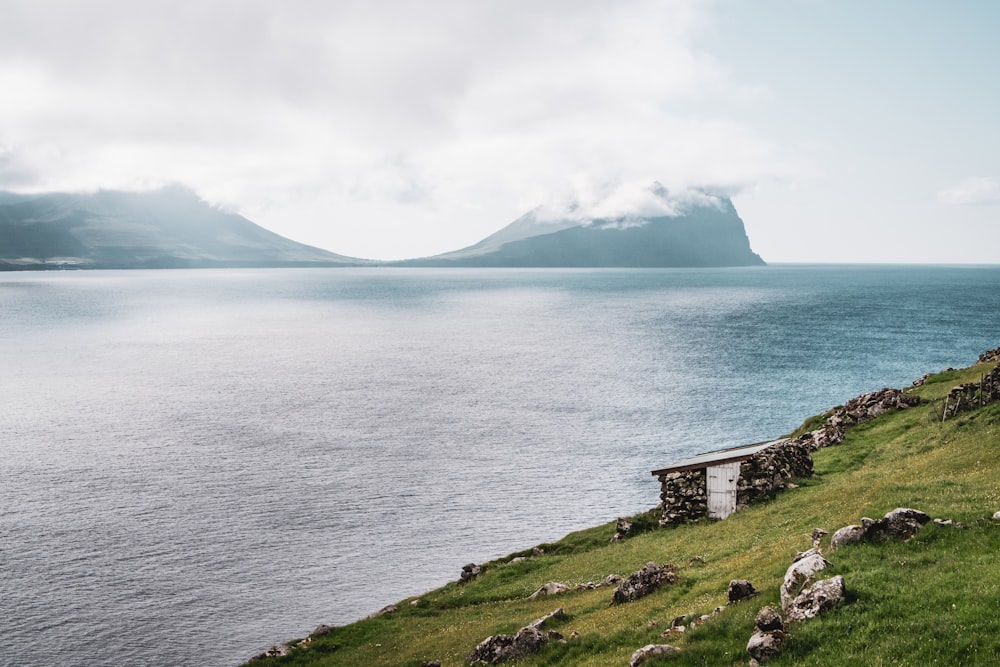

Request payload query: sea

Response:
[2,265,999,666]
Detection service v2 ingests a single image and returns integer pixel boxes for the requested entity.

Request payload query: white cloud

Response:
[937,177,1000,206]
[532,179,730,224]
[0,0,802,259]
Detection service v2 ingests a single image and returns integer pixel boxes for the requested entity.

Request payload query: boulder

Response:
[834,508,932,549]
[460,563,482,585]
[993,511,1000,521]
[864,508,931,542]
[466,610,567,665]
[830,525,865,550]
[791,546,822,563]
[468,626,547,665]
[611,517,634,542]
[262,643,293,658]
[780,552,830,612]
[629,644,680,666]
[727,579,757,603]
[312,624,333,636]
[526,608,566,630]
[746,630,784,664]
[785,575,846,623]
[810,528,828,548]
[746,606,785,664]
[528,582,570,600]
[612,562,678,604]
[754,606,784,633]
[365,604,398,619]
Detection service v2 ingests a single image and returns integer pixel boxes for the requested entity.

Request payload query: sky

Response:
[1,0,998,262]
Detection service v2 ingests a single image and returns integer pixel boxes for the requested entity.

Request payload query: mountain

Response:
[396,185,765,267]
[0,186,368,270]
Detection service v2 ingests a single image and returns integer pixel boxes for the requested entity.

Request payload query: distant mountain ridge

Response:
[0,183,765,270]
[0,186,369,269]
[396,185,765,267]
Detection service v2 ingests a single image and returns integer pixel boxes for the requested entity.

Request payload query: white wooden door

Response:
[706,462,740,519]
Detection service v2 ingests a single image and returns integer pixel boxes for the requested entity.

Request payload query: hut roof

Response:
[650,439,786,476]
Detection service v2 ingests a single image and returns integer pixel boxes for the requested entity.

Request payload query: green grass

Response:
[247,361,1000,667]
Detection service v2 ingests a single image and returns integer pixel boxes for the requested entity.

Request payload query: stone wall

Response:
[792,388,920,452]
[656,468,707,525]
[736,440,813,511]
[978,347,1000,364]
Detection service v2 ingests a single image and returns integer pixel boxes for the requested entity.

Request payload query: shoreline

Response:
[246,346,1000,665]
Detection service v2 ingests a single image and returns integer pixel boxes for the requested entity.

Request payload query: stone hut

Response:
[652,439,812,525]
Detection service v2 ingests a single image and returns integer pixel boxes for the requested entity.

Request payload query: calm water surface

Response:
[2,265,999,666]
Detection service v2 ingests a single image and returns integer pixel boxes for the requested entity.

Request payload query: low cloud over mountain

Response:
[396,183,765,267]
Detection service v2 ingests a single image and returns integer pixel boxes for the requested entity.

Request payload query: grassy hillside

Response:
[247,359,1000,666]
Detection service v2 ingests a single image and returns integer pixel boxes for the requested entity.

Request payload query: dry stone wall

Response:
[656,468,707,525]
[978,347,1000,364]
[736,440,813,511]
[792,388,920,451]
[942,362,1000,420]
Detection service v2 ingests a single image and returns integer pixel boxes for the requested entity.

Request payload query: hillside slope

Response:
[246,353,1000,666]
[0,187,369,269]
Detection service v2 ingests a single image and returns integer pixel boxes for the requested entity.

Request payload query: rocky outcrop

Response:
[629,644,680,666]
[785,575,846,623]
[612,562,678,604]
[468,609,565,665]
[746,607,785,665]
